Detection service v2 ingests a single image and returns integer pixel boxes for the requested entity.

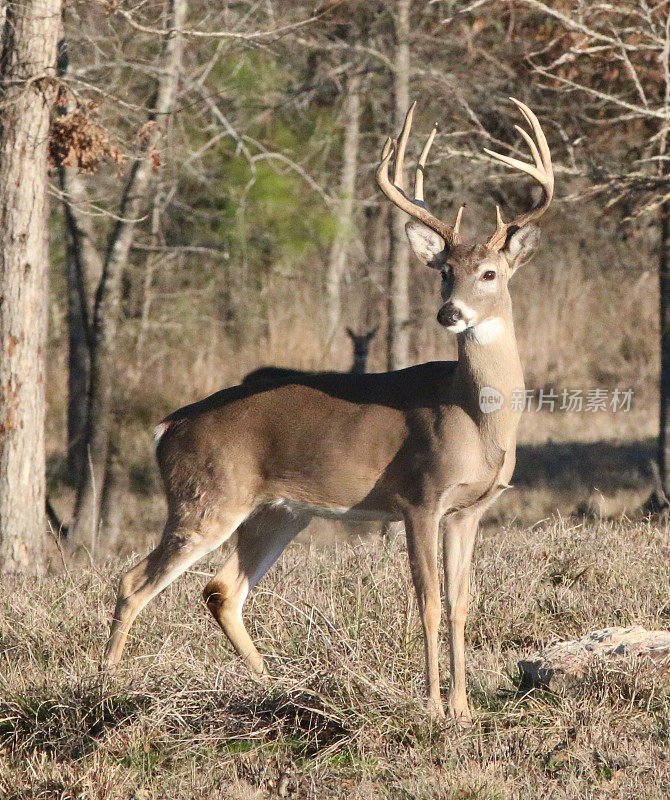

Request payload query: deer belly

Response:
[270,499,401,522]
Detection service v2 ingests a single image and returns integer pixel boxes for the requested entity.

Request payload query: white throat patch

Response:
[467,317,505,345]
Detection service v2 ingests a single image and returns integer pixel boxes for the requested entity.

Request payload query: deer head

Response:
[376,99,553,335]
[346,326,378,373]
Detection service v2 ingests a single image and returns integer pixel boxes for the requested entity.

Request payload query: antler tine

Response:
[414,123,437,202]
[483,97,554,251]
[453,203,465,237]
[394,101,416,190]
[416,125,466,235]
[514,126,542,172]
[513,97,552,172]
[376,103,461,247]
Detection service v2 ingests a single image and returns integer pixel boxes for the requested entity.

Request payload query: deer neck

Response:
[455,302,524,451]
[350,359,366,375]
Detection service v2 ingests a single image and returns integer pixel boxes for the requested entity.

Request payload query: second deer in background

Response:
[346,327,378,374]
[243,325,378,385]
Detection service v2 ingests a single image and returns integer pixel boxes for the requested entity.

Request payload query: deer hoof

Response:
[425,698,446,719]
[448,706,473,728]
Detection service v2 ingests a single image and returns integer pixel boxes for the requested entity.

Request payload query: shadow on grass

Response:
[234,687,352,756]
[0,682,155,759]
[0,680,352,761]
[515,438,654,493]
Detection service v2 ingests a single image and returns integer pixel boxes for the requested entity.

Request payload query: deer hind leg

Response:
[403,508,444,719]
[203,505,310,676]
[104,510,248,668]
[442,509,480,723]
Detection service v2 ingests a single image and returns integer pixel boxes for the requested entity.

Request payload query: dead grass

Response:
[2,517,669,799]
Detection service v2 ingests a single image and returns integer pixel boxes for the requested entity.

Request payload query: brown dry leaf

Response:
[49,96,122,173]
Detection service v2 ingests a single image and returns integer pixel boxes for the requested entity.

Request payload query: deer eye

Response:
[481,270,497,281]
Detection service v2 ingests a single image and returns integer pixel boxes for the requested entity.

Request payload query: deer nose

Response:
[437,303,462,328]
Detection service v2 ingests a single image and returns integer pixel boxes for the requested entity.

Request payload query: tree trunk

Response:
[136,187,165,360]
[56,36,104,482]
[71,0,186,548]
[98,434,127,554]
[326,74,361,337]
[65,250,89,481]
[386,0,411,370]
[0,0,62,573]
[658,200,670,500]
[60,167,103,480]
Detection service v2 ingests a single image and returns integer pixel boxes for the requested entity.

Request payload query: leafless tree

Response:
[386,0,412,370]
[0,0,63,573]
[326,73,362,337]
[504,0,670,503]
[63,0,187,549]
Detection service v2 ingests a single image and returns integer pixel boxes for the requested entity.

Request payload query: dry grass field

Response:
[1,515,669,799]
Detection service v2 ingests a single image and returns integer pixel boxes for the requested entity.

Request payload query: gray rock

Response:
[518,626,670,689]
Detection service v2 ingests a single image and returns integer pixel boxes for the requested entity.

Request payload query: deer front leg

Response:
[403,508,444,718]
[442,510,480,723]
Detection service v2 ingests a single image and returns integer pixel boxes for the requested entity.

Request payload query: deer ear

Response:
[367,326,379,341]
[503,224,540,275]
[346,327,355,339]
[405,220,447,270]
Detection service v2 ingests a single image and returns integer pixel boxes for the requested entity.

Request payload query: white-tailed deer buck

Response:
[105,98,553,722]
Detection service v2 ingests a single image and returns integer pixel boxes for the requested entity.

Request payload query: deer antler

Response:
[376,102,463,247]
[483,98,554,251]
